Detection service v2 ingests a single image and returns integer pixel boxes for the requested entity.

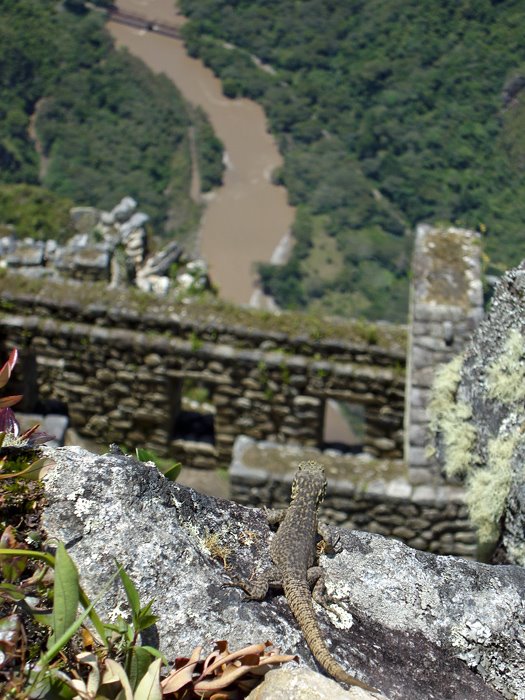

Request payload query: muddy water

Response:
[107,0,295,305]
[107,1,351,444]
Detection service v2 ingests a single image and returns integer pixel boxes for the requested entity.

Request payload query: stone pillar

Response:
[405,224,483,483]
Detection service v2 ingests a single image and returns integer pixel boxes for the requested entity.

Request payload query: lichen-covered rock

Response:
[429,260,525,562]
[41,446,524,700]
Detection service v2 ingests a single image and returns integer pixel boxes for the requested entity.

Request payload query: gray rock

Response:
[119,212,150,241]
[55,245,110,279]
[41,446,523,700]
[6,239,45,267]
[100,211,115,226]
[246,667,383,699]
[429,260,525,563]
[110,196,137,222]
[140,240,183,277]
[0,233,17,256]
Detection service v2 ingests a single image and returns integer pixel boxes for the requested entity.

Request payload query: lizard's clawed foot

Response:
[221,579,252,600]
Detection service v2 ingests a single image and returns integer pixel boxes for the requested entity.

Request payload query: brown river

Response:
[108,0,295,306]
[107,0,352,444]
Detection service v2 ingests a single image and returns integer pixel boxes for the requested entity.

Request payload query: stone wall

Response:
[0,221,487,557]
[405,225,483,483]
[0,279,406,469]
[231,437,477,557]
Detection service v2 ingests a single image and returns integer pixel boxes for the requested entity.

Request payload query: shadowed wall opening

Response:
[172,378,215,445]
[323,400,365,453]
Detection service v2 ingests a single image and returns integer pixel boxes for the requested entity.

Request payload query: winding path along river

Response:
[107,0,295,306]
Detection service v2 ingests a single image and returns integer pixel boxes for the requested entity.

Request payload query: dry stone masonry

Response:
[0,223,486,557]
[404,224,483,483]
[231,437,476,558]
[0,286,406,469]
[0,196,210,297]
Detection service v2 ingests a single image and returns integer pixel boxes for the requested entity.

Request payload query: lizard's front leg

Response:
[263,507,286,527]
[307,566,331,609]
[318,521,341,554]
[225,565,282,600]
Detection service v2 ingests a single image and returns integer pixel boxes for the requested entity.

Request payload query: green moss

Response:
[421,227,477,309]
[486,328,525,403]
[0,271,407,353]
[428,355,478,478]
[465,434,518,545]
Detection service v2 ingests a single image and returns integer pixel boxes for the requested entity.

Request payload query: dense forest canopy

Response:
[180,0,525,321]
[0,0,223,237]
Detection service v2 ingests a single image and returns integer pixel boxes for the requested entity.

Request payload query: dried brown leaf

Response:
[161,645,203,694]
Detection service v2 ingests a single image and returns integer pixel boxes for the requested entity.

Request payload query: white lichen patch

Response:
[486,328,525,403]
[322,601,355,630]
[465,434,518,544]
[73,496,93,518]
[428,354,478,477]
[107,601,128,622]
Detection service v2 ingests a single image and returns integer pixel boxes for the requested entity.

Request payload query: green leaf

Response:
[127,646,156,691]
[117,562,141,620]
[25,666,77,700]
[48,542,79,648]
[133,658,162,700]
[38,566,122,668]
[135,448,156,464]
[139,646,166,662]
[157,461,182,482]
[0,549,55,567]
[135,613,159,632]
[78,585,108,644]
[0,582,26,601]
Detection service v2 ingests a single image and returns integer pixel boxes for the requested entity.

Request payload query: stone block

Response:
[70,207,99,234]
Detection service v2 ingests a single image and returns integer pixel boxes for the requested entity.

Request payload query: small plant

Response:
[0,349,297,698]
[189,331,203,352]
[134,447,182,482]
[202,530,231,569]
[0,536,164,699]
[0,349,52,452]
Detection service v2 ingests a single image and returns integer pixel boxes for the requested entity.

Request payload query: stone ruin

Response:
[0,196,210,297]
[0,221,495,558]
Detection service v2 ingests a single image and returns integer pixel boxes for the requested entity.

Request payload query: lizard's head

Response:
[291,461,327,504]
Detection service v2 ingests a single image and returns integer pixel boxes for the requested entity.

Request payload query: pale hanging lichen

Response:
[486,328,525,403]
[428,354,478,478]
[465,434,518,545]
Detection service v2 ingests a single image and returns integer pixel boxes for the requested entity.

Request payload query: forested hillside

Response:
[0,0,223,237]
[180,0,525,321]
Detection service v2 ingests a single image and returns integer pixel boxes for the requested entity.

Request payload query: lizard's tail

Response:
[283,580,376,692]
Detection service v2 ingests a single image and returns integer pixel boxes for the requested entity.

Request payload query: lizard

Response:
[226,460,378,693]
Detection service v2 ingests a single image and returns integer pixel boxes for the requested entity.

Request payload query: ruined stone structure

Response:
[404,224,483,482]
[0,224,484,556]
[0,196,210,297]
[0,280,406,470]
